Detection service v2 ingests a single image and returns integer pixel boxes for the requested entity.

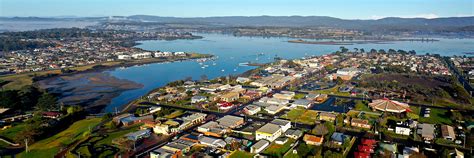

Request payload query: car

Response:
[455,140,462,144]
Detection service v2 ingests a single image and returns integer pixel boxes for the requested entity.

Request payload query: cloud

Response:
[370,13,439,19]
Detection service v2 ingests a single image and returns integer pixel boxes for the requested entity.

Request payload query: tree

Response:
[66,106,83,115]
[36,93,57,110]
[0,90,19,108]
[335,77,344,85]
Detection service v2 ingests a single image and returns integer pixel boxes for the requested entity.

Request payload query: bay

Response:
[104,33,474,112]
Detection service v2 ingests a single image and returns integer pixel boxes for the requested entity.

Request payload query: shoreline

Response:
[0,53,213,90]
[288,38,439,45]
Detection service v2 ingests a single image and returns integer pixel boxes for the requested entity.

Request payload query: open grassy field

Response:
[0,123,28,141]
[17,118,102,158]
[71,123,141,157]
[263,138,296,157]
[164,110,184,119]
[418,108,453,125]
[228,150,255,158]
[282,108,318,125]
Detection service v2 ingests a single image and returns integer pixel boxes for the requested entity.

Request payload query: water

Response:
[104,33,474,112]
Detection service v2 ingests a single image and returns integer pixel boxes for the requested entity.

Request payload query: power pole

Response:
[24,138,28,153]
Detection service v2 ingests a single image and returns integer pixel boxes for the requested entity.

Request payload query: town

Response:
[2,47,471,158]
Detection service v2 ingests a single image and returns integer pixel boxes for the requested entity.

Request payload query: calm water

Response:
[104,34,474,112]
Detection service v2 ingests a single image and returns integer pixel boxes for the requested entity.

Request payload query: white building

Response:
[255,123,282,142]
[395,126,411,136]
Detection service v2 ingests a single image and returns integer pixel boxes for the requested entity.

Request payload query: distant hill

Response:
[2,15,474,32]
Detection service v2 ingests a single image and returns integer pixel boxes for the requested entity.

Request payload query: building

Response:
[117,54,131,60]
[395,126,411,136]
[441,125,456,141]
[271,119,292,132]
[244,104,261,115]
[351,118,371,129]
[265,104,287,115]
[291,99,312,109]
[273,91,295,100]
[303,134,324,146]
[236,77,251,83]
[319,112,337,122]
[153,124,170,135]
[191,96,207,103]
[125,129,151,141]
[417,123,435,141]
[284,129,303,139]
[256,123,283,142]
[368,99,410,113]
[275,137,289,145]
[220,92,240,102]
[217,115,244,129]
[331,132,351,145]
[250,140,270,153]
[199,136,226,148]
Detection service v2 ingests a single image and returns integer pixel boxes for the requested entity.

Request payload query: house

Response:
[351,118,371,129]
[315,94,328,103]
[218,102,234,110]
[270,119,292,132]
[303,134,324,146]
[199,136,226,148]
[265,104,287,115]
[275,137,289,145]
[291,99,312,109]
[191,96,207,104]
[244,104,261,115]
[197,121,226,137]
[441,125,456,141]
[273,91,295,100]
[42,111,62,119]
[395,126,411,136]
[217,115,244,129]
[220,92,240,102]
[153,124,170,135]
[284,129,303,139]
[117,54,131,60]
[148,106,162,114]
[256,123,283,142]
[331,132,351,145]
[417,123,435,141]
[319,112,337,122]
[250,140,270,153]
[125,129,151,141]
[236,77,251,83]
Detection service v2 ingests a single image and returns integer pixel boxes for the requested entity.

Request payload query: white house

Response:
[395,126,411,136]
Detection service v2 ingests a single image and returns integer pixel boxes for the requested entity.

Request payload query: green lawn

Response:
[228,150,255,158]
[313,85,350,97]
[418,108,453,125]
[354,100,371,112]
[282,108,318,125]
[263,138,296,157]
[0,123,28,140]
[17,118,102,158]
[293,93,306,99]
[164,110,184,119]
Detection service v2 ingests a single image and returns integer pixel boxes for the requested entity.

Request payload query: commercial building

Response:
[255,123,282,142]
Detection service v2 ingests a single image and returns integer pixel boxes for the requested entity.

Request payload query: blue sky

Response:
[0,0,473,19]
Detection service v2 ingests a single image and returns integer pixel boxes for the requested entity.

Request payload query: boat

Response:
[201,66,206,69]
[212,62,217,66]
[238,62,249,66]
[221,69,225,72]
[234,69,237,71]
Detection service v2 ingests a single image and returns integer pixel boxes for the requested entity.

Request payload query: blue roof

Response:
[331,132,349,142]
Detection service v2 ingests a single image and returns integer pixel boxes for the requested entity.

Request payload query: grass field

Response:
[164,110,184,119]
[263,138,296,157]
[354,100,371,112]
[0,123,28,140]
[17,118,102,158]
[282,108,318,125]
[418,108,452,125]
[313,85,351,97]
[228,150,255,158]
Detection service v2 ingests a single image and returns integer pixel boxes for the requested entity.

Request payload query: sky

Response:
[0,0,473,19]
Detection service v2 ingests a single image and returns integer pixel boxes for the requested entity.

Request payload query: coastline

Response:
[0,53,213,90]
[288,38,439,45]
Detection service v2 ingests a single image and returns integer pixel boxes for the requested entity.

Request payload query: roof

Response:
[368,99,410,113]
[271,119,291,126]
[293,99,311,105]
[217,115,243,128]
[257,123,281,134]
[331,132,349,142]
[303,134,324,143]
[0,108,10,114]
[417,123,435,138]
[252,139,270,149]
[441,125,456,138]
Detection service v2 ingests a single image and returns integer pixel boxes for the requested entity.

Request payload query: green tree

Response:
[36,93,57,110]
